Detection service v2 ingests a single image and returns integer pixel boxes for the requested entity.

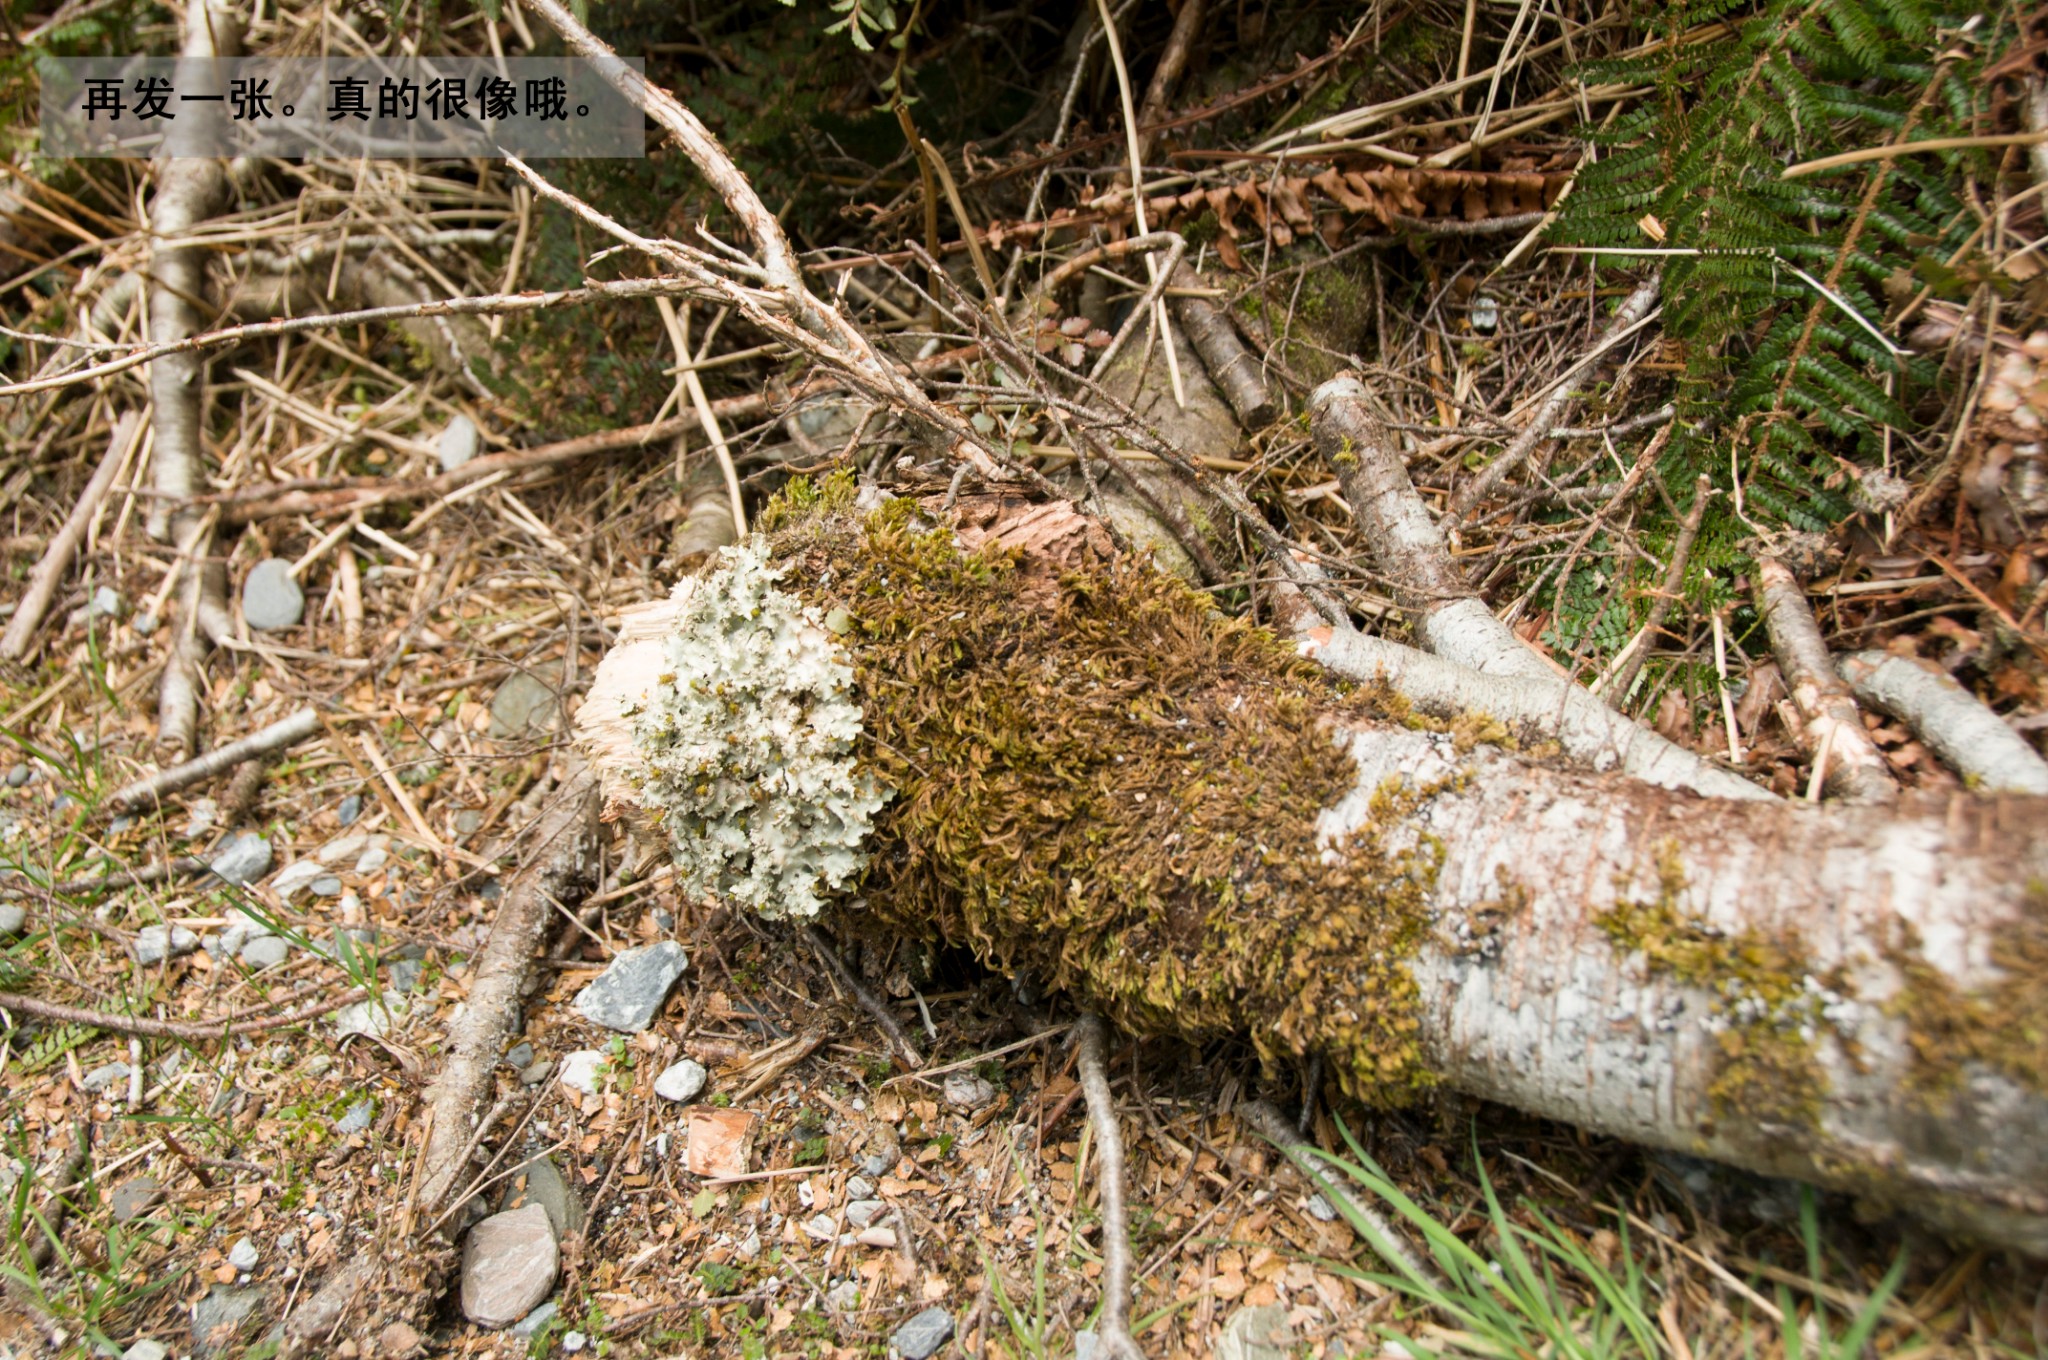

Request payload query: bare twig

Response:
[416,765,599,1221]
[1170,261,1274,429]
[1838,651,2048,794]
[804,925,923,1069]
[109,708,323,811]
[1075,1013,1144,1360]
[0,986,367,1039]
[1598,473,1712,701]
[0,412,140,661]
[1446,272,1661,523]
[1755,557,1898,804]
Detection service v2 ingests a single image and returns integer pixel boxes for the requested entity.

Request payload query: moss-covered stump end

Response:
[586,476,1444,1103]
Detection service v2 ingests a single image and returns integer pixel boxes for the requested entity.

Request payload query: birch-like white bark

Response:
[1756,557,1898,804]
[1838,650,2048,795]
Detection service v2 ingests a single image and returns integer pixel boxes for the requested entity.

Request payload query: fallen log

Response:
[576,480,2048,1256]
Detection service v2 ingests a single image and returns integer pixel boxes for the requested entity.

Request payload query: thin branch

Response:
[1075,1014,1144,1360]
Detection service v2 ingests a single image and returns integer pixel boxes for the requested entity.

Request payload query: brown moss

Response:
[1596,850,1836,1128]
[765,476,1443,1103]
[1884,891,2048,1100]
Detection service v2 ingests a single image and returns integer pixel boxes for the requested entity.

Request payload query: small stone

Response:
[228,1237,259,1271]
[377,1321,422,1355]
[241,559,305,631]
[4,765,29,787]
[653,1058,707,1103]
[134,611,159,635]
[1305,1193,1337,1222]
[890,1305,955,1359]
[309,874,342,897]
[563,1332,587,1353]
[503,1042,535,1070]
[184,798,218,838]
[845,1199,885,1230]
[942,1074,997,1112]
[80,1061,131,1093]
[520,1059,555,1087]
[846,1176,874,1200]
[271,861,325,899]
[334,1100,375,1135]
[499,1156,586,1240]
[337,794,364,827]
[88,586,123,619]
[302,1055,334,1079]
[1217,1304,1293,1360]
[826,1279,860,1311]
[388,957,423,993]
[861,1153,891,1178]
[455,809,485,836]
[191,1284,265,1356]
[460,1202,559,1328]
[437,413,480,472]
[510,1301,558,1338]
[0,902,25,936]
[317,833,372,866]
[855,1226,898,1248]
[240,936,289,970]
[132,924,199,965]
[123,1341,169,1360]
[802,1213,837,1241]
[110,1176,162,1223]
[355,844,389,874]
[109,815,134,834]
[209,833,274,886]
[489,670,561,741]
[332,991,407,1039]
[572,941,688,1033]
[557,1050,607,1095]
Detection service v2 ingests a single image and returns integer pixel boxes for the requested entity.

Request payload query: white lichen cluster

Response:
[630,538,886,919]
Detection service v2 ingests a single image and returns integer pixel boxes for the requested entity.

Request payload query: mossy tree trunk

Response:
[577,485,2048,1256]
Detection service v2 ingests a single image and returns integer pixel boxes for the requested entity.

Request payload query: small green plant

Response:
[696,1260,747,1297]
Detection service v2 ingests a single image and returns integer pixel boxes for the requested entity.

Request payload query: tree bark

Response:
[577,493,2048,1256]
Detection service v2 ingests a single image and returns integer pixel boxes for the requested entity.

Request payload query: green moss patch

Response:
[1596,853,1839,1128]
[764,477,1441,1102]
[1884,891,2048,1100]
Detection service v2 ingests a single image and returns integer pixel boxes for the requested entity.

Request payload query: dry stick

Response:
[1754,557,1898,805]
[415,766,599,1221]
[1131,0,1205,171]
[0,275,717,400]
[1596,473,1712,702]
[1269,573,1773,800]
[1313,376,1551,681]
[21,855,209,897]
[1837,651,2048,795]
[1237,1099,1440,1288]
[1169,261,1273,429]
[1094,0,1184,410]
[206,346,978,523]
[803,925,924,1070]
[148,3,240,758]
[108,707,321,811]
[1074,1014,1144,1360]
[0,985,367,1039]
[1446,271,1662,524]
[23,1123,91,1277]
[0,412,140,661]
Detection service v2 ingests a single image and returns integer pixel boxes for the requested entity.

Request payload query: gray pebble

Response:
[846,1176,874,1200]
[511,1300,558,1338]
[503,1042,535,1070]
[572,942,688,1033]
[191,1284,265,1356]
[890,1306,955,1360]
[0,902,25,936]
[488,670,561,741]
[653,1059,707,1103]
[209,832,273,886]
[110,1176,162,1223]
[241,559,305,631]
[302,1055,334,1079]
[81,1061,131,1093]
[5,765,30,787]
[942,1074,997,1112]
[108,815,134,834]
[861,1153,892,1178]
[227,1237,259,1271]
[132,924,199,965]
[309,874,342,897]
[240,936,289,969]
[334,1100,375,1135]
[845,1199,886,1229]
[337,794,364,827]
[124,1341,170,1360]
[520,1059,555,1087]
